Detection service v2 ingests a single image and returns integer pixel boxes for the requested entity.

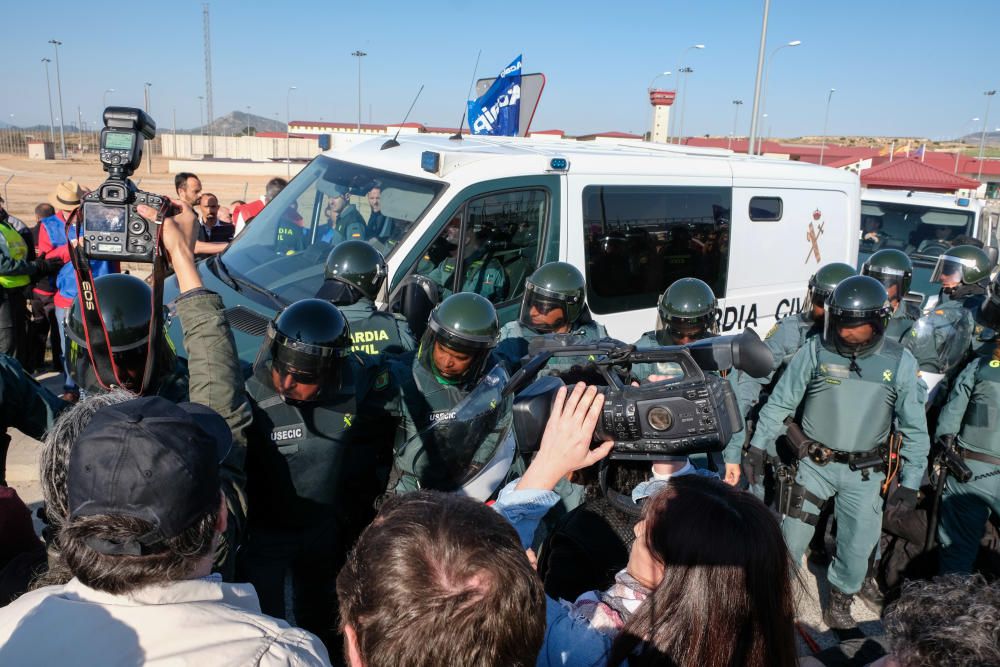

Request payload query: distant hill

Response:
[958,130,1000,145]
[188,111,286,135]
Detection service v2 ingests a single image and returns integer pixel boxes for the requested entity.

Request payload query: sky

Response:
[1,0,997,140]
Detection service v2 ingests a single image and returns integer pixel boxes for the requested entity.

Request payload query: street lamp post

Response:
[676,67,695,144]
[286,86,296,177]
[648,71,671,90]
[977,90,997,183]
[352,50,367,134]
[197,95,204,137]
[144,83,153,173]
[48,39,66,158]
[819,88,836,166]
[757,39,801,154]
[747,0,770,157]
[41,58,55,143]
[669,44,704,143]
[246,106,251,136]
[729,99,743,150]
[103,88,115,112]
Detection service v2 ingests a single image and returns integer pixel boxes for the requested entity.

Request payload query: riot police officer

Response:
[426,218,507,303]
[315,240,416,357]
[239,298,397,649]
[631,277,744,485]
[390,292,501,491]
[935,273,1000,574]
[737,262,857,498]
[862,249,920,342]
[495,261,608,373]
[907,245,993,393]
[64,273,187,399]
[748,276,930,629]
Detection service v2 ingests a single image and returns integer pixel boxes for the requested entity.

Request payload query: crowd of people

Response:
[0,177,997,666]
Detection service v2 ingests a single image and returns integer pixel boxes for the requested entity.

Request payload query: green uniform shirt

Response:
[427,252,507,303]
[885,301,921,343]
[495,319,609,374]
[736,314,821,417]
[904,291,977,375]
[936,355,1000,457]
[750,336,930,489]
[338,298,416,358]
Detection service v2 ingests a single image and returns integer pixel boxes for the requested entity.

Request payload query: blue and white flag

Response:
[468,55,522,136]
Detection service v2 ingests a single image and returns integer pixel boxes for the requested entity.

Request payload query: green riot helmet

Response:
[65,273,175,394]
[323,240,388,300]
[518,261,587,333]
[419,292,499,386]
[803,262,858,320]
[862,249,913,306]
[655,278,719,345]
[931,245,992,292]
[255,299,352,405]
[823,275,892,357]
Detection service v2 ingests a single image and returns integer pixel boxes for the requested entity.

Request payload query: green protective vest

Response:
[244,355,396,529]
[428,254,507,303]
[0,222,30,288]
[338,299,416,358]
[391,355,471,445]
[735,314,819,417]
[939,356,1000,457]
[905,294,976,375]
[802,338,909,451]
[496,319,609,375]
[885,301,920,343]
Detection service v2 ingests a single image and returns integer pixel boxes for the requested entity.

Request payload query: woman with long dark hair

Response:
[493,382,797,667]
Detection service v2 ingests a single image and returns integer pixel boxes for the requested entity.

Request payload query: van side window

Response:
[418,189,547,305]
[749,196,782,221]
[582,185,731,315]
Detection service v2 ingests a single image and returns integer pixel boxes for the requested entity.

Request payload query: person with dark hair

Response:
[493,382,797,667]
[364,183,386,240]
[173,172,202,208]
[320,185,367,245]
[876,573,1000,667]
[337,490,546,667]
[191,192,233,260]
[234,177,287,235]
[27,202,62,373]
[0,397,331,665]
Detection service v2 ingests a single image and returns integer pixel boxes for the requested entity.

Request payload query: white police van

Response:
[170,136,860,363]
[858,188,998,307]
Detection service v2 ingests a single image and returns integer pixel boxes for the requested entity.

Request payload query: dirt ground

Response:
[0,153,275,226]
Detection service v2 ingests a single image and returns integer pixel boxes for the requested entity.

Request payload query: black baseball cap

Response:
[68,396,232,556]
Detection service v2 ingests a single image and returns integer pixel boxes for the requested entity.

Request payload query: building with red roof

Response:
[859,157,980,194]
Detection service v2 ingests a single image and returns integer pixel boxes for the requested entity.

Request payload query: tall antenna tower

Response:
[202,3,215,153]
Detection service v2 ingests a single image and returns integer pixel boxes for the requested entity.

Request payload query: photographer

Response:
[494,383,797,667]
[43,198,250,581]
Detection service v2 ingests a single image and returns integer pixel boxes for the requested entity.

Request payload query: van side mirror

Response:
[395,274,439,339]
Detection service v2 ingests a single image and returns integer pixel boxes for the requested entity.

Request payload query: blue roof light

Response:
[421,151,440,173]
[956,197,970,207]
[549,157,568,170]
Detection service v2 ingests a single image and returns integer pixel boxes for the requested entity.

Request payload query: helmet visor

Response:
[931,254,976,287]
[253,324,347,405]
[864,268,908,304]
[823,304,889,356]
[655,313,718,345]
[418,327,494,386]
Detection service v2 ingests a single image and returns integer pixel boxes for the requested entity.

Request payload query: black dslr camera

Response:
[507,331,773,460]
[80,107,167,262]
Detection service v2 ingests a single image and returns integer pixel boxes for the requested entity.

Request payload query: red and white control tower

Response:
[649,89,676,144]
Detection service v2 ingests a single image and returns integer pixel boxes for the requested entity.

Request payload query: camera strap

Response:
[68,210,166,394]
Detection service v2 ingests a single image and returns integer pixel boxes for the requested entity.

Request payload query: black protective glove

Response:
[889,486,919,512]
[742,446,767,488]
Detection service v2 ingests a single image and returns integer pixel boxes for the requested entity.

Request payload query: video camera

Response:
[506,330,773,460]
[80,107,167,263]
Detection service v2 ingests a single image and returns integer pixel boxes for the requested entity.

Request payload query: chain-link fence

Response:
[0,128,162,158]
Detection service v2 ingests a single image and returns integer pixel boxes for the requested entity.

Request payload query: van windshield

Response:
[217,156,445,306]
[859,200,975,262]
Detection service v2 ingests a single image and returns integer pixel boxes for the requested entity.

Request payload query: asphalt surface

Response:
[6,369,883,657]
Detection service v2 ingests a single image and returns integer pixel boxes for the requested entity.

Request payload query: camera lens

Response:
[647,406,673,431]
